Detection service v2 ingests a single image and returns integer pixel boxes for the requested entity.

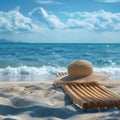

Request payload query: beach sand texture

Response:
[0,80,120,120]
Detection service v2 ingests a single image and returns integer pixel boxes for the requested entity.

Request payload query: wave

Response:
[0,66,66,75]
[94,67,120,80]
[0,66,66,81]
[0,65,120,81]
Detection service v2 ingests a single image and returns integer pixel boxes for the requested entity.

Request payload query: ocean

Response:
[0,43,120,81]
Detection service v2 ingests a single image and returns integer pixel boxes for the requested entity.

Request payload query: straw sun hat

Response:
[55,60,109,83]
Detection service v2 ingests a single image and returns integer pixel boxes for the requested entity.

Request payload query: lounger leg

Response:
[70,98,75,104]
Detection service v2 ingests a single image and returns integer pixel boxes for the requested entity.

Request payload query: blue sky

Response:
[0,0,120,43]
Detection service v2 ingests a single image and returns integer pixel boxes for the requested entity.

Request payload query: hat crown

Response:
[68,60,93,77]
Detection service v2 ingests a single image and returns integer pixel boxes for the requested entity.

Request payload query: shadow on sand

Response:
[0,104,83,119]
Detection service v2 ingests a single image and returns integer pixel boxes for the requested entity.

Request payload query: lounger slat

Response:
[92,86,120,108]
[78,84,104,102]
[98,85,120,99]
[91,85,119,102]
[80,84,120,108]
[81,84,107,101]
[91,83,120,99]
[64,72,67,75]
[88,86,120,108]
[76,83,107,108]
[56,73,60,77]
[70,85,93,103]
[55,73,120,110]
[61,72,65,76]
[83,85,113,108]
[75,85,97,101]
[61,85,87,108]
[56,72,68,78]
[74,85,102,108]
[83,83,120,101]
[57,73,61,77]
[88,84,116,101]
[83,85,119,108]
[92,82,120,98]
[68,85,89,103]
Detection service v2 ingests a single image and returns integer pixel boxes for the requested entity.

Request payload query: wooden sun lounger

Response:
[55,72,120,111]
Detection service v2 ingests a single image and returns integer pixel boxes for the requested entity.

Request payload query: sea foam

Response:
[0,66,119,81]
[0,66,66,81]
[95,67,120,80]
[0,66,64,75]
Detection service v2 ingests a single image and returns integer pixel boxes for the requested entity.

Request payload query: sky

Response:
[0,0,120,43]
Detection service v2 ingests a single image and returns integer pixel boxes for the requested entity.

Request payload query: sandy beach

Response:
[0,0,120,118]
[0,80,120,120]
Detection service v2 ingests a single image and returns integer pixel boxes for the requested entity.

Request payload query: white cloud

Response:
[0,6,40,33]
[30,8,120,32]
[63,9,120,32]
[67,19,94,31]
[29,7,65,29]
[2,7,119,33]
[0,7,120,43]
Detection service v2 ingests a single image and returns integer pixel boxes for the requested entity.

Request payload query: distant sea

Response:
[0,43,120,81]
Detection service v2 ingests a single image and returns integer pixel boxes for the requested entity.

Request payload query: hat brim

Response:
[54,72,109,84]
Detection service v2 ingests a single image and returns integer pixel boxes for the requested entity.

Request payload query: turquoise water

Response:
[0,43,120,81]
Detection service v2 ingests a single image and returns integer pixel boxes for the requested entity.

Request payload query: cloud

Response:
[63,9,120,32]
[1,6,120,39]
[29,7,120,32]
[0,6,120,43]
[35,0,61,5]
[0,6,40,33]
[29,7,65,29]
[96,0,120,3]
[67,19,94,31]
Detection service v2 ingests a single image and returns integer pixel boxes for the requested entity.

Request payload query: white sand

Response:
[0,80,120,120]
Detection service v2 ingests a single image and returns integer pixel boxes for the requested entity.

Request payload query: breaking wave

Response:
[0,66,66,81]
[0,65,120,81]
